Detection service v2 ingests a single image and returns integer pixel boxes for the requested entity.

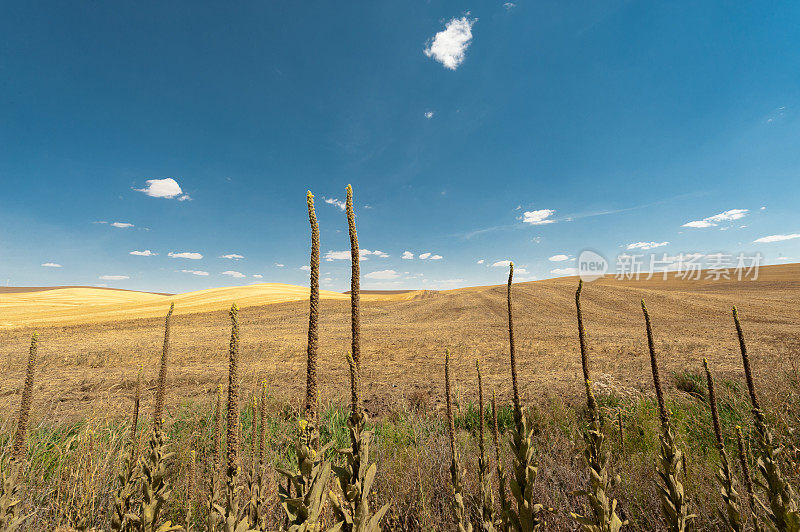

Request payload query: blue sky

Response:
[2,1,799,293]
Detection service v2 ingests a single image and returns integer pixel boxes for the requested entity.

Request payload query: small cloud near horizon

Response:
[754,233,800,243]
[682,209,748,228]
[626,241,669,250]
[220,254,244,260]
[168,251,203,259]
[130,250,156,256]
[111,222,134,228]
[41,262,62,268]
[181,269,209,276]
[221,270,246,278]
[99,275,129,280]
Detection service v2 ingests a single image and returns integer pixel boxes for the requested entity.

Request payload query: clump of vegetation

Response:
[445,350,472,532]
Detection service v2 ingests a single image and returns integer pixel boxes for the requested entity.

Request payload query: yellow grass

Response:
[0,284,422,327]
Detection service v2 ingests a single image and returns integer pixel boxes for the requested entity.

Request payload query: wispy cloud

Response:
[111,222,134,228]
[424,111,434,119]
[522,209,555,225]
[323,197,346,210]
[754,233,800,243]
[683,209,748,228]
[253,274,263,279]
[130,250,157,256]
[99,274,129,280]
[181,269,209,276]
[168,251,203,259]
[300,265,311,271]
[325,249,388,261]
[221,270,246,278]
[220,254,244,260]
[627,241,669,250]
[365,269,400,280]
[476,259,485,264]
[424,15,477,70]
[548,254,570,262]
[492,260,511,267]
[550,267,578,276]
[503,2,516,10]
[135,178,190,200]
[402,251,414,260]
[274,263,285,268]
[41,262,62,268]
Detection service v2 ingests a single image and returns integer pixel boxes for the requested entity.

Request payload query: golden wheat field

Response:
[2,263,798,423]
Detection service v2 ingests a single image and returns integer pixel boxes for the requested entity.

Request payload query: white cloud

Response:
[626,241,669,250]
[41,262,62,268]
[135,178,189,200]
[220,254,244,260]
[111,222,134,228]
[477,259,484,264]
[492,260,512,267]
[424,15,477,70]
[252,274,263,279]
[522,209,555,225]
[418,253,431,260]
[168,252,203,260]
[130,250,156,256]
[300,265,311,271]
[683,209,749,228]
[429,254,443,260]
[323,197,346,210]
[402,251,414,260]
[181,269,209,276]
[274,263,285,268]
[363,249,389,258]
[550,268,578,276]
[424,111,434,119]
[753,234,800,243]
[221,270,246,278]
[365,269,400,280]
[99,275,129,280]
[548,254,570,262]
[95,283,107,287]
[515,267,529,274]
[503,2,516,9]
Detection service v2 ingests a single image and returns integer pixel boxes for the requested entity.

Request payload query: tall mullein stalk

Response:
[213,302,253,532]
[278,191,339,532]
[186,449,196,532]
[703,359,744,532]
[477,361,496,532]
[642,301,693,531]
[12,332,38,462]
[244,398,262,530]
[445,351,472,532]
[207,384,225,531]
[259,380,267,468]
[571,281,624,531]
[492,392,510,529]
[154,303,174,431]
[111,366,146,531]
[132,303,182,532]
[346,184,361,372]
[736,426,759,525]
[733,307,799,531]
[329,183,389,532]
[505,264,545,531]
[0,334,38,531]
